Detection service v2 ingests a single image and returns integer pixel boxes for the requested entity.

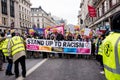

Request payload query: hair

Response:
[111,11,120,31]
[0,32,5,37]
[11,32,16,37]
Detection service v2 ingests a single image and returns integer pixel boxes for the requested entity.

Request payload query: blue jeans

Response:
[6,57,13,74]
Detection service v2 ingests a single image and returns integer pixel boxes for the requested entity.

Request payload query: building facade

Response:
[31,6,56,28]
[18,0,31,30]
[88,0,120,31]
[78,0,89,28]
[0,0,31,33]
[79,0,120,31]
[0,0,18,32]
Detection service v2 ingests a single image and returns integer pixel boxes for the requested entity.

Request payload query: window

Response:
[117,0,120,2]
[99,6,102,17]
[11,21,14,28]
[19,13,21,19]
[20,22,22,27]
[104,1,108,13]
[19,5,21,11]
[22,7,24,11]
[106,0,110,11]
[23,23,24,27]
[10,0,15,17]
[2,17,7,25]
[97,8,99,17]
[102,2,105,14]
[1,0,7,15]
[112,0,117,6]
[22,0,23,4]
[109,0,112,7]
[109,0,117,7]
[37,23,40,27]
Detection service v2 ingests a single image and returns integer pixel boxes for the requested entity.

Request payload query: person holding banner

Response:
[50,33,56,58]
[2,34,14,76]
[56,31,64,58]
[65,32,73,58]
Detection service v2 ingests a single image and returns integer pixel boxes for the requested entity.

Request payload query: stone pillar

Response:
[7,0,11,27]
[14,0,19,29]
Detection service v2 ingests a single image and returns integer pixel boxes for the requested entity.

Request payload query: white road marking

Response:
[16,59,48,80]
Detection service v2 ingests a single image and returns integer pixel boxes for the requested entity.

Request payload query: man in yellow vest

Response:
[101,11,120,80]
[2,34,14,75]
[10,32,26,79]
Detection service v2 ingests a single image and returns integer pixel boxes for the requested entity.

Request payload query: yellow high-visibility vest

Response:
[0,39,4,50]
[2,38,11,56]
[11,36,25,56]
[102,33,120,80]
[98,44,103,55]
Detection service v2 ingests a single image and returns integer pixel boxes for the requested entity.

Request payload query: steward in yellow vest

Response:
[0,32,5,71]
[2,35,14,75]
[10,32,26,78]
[2,35,11,56]
[101,11,120,80]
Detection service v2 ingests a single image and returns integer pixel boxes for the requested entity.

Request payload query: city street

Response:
[0,58,106,80]
[0,0,120,80]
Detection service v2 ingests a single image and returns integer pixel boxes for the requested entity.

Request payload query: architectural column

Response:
[14,0,19,29]
[7,0,10,27]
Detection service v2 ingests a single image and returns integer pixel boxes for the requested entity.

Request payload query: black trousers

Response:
[14,56,26,78]
[0,50,3,69]
[96,55,103,66]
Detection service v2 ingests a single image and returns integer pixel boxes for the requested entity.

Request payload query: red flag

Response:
[88,5,96,17]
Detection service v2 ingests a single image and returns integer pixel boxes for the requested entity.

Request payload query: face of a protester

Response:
[98,35,101,38]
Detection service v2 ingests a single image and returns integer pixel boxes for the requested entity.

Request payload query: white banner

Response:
[26,38,91,48]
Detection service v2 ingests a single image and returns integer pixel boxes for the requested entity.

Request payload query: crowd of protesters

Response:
[0,28,109,78]
[26,30,94,59]
[25,29,108,60]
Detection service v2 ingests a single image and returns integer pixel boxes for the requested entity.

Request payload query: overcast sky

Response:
[30,0,81,25]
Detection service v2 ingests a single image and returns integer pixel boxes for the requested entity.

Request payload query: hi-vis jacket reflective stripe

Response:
[11,36,25,56]
[2,38,11,56]
[102,33,120,80]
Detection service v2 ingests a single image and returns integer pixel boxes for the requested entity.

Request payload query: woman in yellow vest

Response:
[2,35,14,75]
[101,11,120,80]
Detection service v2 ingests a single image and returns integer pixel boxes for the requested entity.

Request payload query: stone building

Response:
[0,0,18,32]
[0,0,31,33]
[88,0,120,31]
[79,0,120,31]
[31,6,56,28]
